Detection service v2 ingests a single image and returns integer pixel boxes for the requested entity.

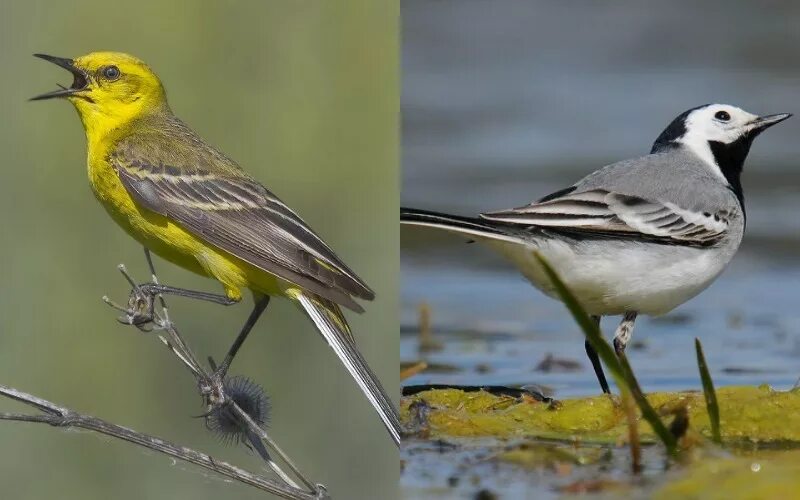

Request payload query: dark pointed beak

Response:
[30,53,90,101]
[748,113,792,133]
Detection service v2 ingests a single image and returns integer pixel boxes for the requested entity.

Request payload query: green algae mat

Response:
[401,386,800,498]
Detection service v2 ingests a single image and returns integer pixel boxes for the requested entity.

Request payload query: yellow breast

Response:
[86,140,254,301]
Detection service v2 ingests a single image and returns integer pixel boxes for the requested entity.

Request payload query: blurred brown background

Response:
[0,1,398,499]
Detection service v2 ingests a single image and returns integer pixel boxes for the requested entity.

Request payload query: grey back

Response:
[573,148,742,219]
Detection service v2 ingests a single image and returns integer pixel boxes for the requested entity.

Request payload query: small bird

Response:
[32,52,400,444]
[401,104,790,393]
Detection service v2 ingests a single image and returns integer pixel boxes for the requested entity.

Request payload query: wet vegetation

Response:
[401,255,800,497]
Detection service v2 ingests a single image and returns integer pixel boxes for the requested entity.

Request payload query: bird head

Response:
[32,52,169,136]
[651,104,790,177]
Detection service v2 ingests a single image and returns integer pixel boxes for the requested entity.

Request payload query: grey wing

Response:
[480,188,731,247]
[112,158,374,313]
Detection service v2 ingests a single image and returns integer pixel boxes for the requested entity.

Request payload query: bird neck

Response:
[73,97,172,149]
[650,105,706,153]
[707,137,753,212]
[651,138,749,217]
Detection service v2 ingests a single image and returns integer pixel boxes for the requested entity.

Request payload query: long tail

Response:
[401,207,524,244]
[296,293,401,446]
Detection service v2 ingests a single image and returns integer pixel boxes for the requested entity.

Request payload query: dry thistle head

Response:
[205,376,270,445]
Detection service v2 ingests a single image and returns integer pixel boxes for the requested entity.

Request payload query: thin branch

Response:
[9,249,329,498]
[155,312,316,492]
[0,384,320,500]
[230,402,316,493]
[104,251,319,494]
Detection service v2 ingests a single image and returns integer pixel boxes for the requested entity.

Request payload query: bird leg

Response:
[138,247,238,309]
[103,249,240,330]
[613,312,638,357]
[103,263,164,330]
[586,315,611,394]
[105,248,268,379]
[136,283,239,306]
[211,295,271,379]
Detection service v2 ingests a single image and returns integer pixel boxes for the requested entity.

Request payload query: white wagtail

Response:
[401,104,791,393]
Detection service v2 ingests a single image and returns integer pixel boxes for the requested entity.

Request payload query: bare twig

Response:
[417,302,442,352]
[229,402,316,493]
[8,248,327,498]
[0,384,319,499]
[109,251,320,492]
[400,361,428,381]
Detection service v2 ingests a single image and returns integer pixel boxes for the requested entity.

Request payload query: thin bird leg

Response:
[586,315,611,394]
[132,248,240,307]
[144,249,168,313]
[613,312,638,358]
[214,295,271,378]
[143,248,207,378]
[138,283,240,306]
[103,258,236,330]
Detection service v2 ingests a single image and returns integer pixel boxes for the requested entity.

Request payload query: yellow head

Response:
[32,52,169,138]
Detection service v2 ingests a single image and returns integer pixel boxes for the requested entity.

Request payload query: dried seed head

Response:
[205,376,270,445]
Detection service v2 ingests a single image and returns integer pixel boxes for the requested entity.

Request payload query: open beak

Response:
[747,113,792,134]
[30,53,90,101]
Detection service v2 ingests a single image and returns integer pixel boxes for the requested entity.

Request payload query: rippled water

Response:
[402,0,800,399]
[401,1,800,497]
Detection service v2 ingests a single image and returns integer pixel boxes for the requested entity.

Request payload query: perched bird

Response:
[401,104,790,392]
[32,52,400,445]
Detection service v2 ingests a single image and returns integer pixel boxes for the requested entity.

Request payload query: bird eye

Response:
[714,110,731,121]
[101,65,121,80]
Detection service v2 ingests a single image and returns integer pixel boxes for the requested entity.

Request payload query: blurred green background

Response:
[0,1,398,499]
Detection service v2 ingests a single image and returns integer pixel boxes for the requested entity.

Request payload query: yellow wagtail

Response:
[32,52,400,445]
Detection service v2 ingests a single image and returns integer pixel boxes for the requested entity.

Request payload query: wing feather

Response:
[480,188,729,247]
[111,150,374,312]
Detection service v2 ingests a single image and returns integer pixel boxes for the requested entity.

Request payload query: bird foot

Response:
[196,357,232,411]
[102,264,171,332]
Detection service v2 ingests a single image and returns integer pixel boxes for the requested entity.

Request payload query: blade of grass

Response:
[695,338,721,443]
[620,389,642,474]
[533,251,678,455]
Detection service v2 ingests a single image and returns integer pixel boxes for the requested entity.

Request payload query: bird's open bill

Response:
[30,53,89,101]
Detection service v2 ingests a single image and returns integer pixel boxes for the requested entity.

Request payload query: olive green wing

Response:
[110,146,374,313]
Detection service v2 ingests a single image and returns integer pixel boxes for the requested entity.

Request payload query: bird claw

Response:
[102,264,169,332]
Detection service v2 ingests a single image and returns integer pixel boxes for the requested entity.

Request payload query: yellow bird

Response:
[32,52,400,445]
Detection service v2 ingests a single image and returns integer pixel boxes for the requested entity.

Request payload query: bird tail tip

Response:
[296,293,401,446]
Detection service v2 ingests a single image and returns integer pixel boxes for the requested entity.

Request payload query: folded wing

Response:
[480,188,730,247]
[111,149,374,312]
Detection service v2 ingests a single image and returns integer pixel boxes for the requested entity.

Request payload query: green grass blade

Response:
[533,251,678,455]
[695,338,721,443]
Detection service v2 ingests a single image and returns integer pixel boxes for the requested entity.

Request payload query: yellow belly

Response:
[87,155,286,301]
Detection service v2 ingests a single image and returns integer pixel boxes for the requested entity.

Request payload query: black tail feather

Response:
[400,207,522,242]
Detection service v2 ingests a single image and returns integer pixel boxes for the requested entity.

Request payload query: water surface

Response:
[401,1,800,497]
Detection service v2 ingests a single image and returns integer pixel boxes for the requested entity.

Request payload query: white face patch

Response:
[677,104,760,183]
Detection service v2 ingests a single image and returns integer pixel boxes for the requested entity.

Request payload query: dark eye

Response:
[102,65,121,80]
[714,110,731,121]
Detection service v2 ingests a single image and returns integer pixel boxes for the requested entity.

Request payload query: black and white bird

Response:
[401,104,790,393]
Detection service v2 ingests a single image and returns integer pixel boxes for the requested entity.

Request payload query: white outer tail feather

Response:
[400,210,524,244]
[297,294,401,446]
